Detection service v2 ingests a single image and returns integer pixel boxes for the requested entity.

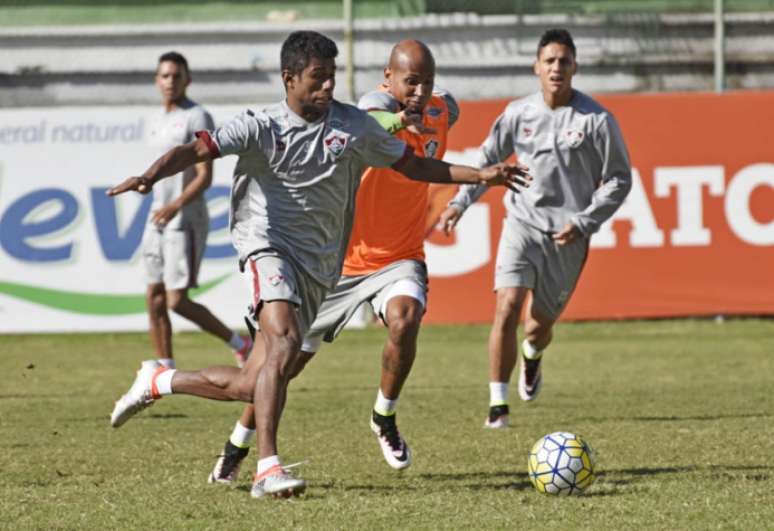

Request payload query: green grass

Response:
[1,320,773,529]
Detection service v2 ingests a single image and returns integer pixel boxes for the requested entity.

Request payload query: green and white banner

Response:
[0,105,250,333]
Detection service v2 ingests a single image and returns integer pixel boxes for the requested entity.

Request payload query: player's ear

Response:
[281,69,295,89]
[384,67,392,85]
[571,60,578,76]
[533,60,540,76]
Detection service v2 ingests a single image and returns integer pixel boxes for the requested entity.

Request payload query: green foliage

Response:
[2,0,773,26]
[1,319,773,529]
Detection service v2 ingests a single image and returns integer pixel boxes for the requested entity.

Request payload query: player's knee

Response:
[387,310,421,341]
[264,333,302,375]
[524,317,553,344]
[148,290,166,315]
[386,299,423,338]
[165,290,185,312]
[494,290,523,320]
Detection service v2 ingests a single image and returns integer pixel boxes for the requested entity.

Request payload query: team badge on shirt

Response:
[324,132,349,158]
[268,274,284,287]
[426,106,443,118]
[424,139,439,159]
[562,129,585,148]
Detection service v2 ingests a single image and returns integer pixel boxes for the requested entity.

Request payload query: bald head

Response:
[384,40,436,112]
[389,39,435,73]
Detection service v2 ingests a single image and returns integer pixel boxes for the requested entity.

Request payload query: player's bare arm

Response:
[393,154,531,189]
[439,205,464,235]
[151,159,213,226]
[106,137,213,197]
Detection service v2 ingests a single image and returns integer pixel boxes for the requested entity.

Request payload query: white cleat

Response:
[250,464,307,499]
[370,411,412,470]
[110,360,161,428]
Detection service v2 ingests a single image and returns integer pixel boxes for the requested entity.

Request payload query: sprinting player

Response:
[208,39,466,484]
[440,28,632,428]
[107,31,530,500]
[143,51,251,369]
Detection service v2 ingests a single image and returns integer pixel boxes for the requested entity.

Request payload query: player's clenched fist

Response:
[106,176,154,196]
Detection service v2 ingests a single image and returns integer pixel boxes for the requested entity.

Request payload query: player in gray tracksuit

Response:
[440,28,632,429]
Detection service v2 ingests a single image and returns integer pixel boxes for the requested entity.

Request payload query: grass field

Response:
[1,319,773,529]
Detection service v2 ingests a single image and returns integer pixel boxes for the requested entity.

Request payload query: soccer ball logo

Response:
[527,432,595,495]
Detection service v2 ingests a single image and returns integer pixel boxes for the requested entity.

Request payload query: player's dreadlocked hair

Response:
[537,29,576,58]
[157,51,190,75]
[281,31,338,78]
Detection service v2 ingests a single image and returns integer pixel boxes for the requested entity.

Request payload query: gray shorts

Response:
[242,250,329,339]
[142,224,207,290]
[301,259,428,352]
[494,217,589,320]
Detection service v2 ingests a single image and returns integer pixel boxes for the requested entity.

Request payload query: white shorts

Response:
[241,250,329,339]
[301,259,428,352]
[142,224,207,290]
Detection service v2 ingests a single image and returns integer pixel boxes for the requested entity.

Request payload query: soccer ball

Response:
[527,432,596,495]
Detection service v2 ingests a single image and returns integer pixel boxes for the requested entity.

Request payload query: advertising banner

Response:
[424,91,774,323]
[1,92,772,332]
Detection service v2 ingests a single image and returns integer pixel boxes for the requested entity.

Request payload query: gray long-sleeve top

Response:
[450,90,632,236]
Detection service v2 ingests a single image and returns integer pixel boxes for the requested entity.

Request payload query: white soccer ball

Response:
[527,432,596,495]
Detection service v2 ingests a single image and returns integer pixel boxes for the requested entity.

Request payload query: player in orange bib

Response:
[208,39,464,481]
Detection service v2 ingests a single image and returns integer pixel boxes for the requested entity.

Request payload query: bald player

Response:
[107,31,530,500]
[440,29,632,428]
[207,39,467,483]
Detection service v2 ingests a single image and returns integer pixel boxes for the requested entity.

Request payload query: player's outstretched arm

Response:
[438,205,463,235]
[393,153,530,191]
[106,138,214,197]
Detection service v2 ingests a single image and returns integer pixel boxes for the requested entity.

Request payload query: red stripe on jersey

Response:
[249,260,261,310]
[195,130,221,158]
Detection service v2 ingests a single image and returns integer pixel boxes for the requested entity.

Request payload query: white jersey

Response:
[202,99,409,289]
[147,98,214,230]
[451,90,632,235]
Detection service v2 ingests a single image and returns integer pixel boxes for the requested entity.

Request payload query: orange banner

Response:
[424,91,774,322]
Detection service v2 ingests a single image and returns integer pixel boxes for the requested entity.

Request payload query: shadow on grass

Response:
[598,464,772,486]
[146,413,188,419]
[231,464,773,500]
[576,412,771,423]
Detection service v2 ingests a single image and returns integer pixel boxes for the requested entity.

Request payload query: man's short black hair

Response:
[281,31,338,77]
[537,28,576,58]
[158,51,190,74]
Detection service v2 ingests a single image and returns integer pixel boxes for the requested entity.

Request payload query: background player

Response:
[143,51,251,369]
[440,28,632,428]
[108,31,530,499]
[208,39,469,483]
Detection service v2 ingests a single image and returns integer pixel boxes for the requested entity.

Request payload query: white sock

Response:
[489,382,509,406]
[228,332,246,351]
[158,358,176,369]
[374,389,397,416]
[153,369,175,396]
[522,339,543,360]
[256,455,281,476]
[229,421,255,449]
